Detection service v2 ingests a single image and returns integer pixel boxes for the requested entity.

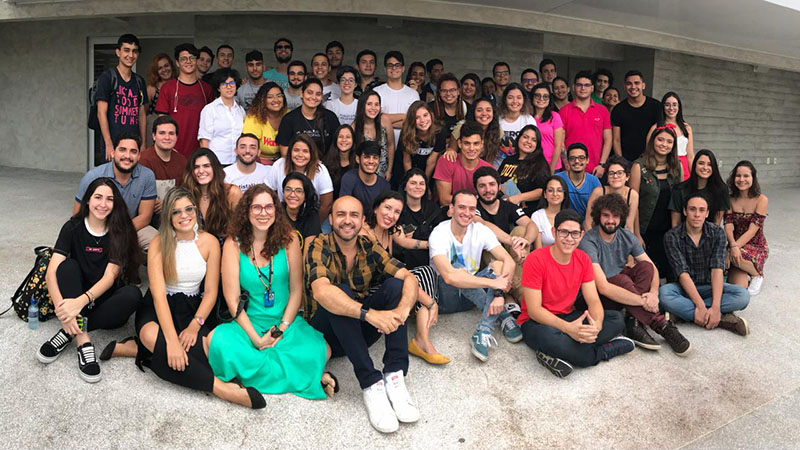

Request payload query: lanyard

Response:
[252,251,275,307]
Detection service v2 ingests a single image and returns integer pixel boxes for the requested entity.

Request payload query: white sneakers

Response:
[748,276,763,296]
[363,371,420,433]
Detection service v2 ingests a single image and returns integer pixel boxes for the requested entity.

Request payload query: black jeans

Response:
[521,309,624,367]
[311,278,408,389]
[56,258,142,332]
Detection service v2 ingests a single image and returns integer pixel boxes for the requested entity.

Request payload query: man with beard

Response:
[578,193,691,355]
[263,37,293,92]
[139,116,186,223]
[285,60,307,110]
[236,50,266,110]
[223,133,272,192]
[308,196,420,434]
[74,131,157,249]
[339,141,390,214]
[324,40,345,85]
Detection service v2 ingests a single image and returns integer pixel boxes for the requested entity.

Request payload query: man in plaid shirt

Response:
[307,196,420,434]
[660,192,750,335]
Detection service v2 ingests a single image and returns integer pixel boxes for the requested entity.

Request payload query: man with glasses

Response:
[374,51,420,146]
[285,60,307,110]
[224,133,271,192]
[578,193,691,355]
[154,43,213,158]
[263,38,293,92]
[327,66,359,125]
[520,68,539,94]
[556,143,601,217]
[611,70,661,162]
[559,71,612,176]
[355,49,380,98]
[492,62,511,98]
[519,209,633,378]
[236,50,266,110]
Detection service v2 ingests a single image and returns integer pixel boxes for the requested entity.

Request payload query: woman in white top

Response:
[647,91,694,181]
[102,187,265,409]
[266,133,333,222]
[198,68,246,165]
[530,175,571,248]
[497,83,537,168]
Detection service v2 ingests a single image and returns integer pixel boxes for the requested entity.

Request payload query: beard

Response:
[237,154,257,166]
[276,54,291,64]
[114,159,134,174]
[600,222,618,235]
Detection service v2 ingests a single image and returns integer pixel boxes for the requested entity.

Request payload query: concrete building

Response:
[1,0,799,185]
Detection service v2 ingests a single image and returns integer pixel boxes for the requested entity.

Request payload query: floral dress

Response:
[724,211,768,275]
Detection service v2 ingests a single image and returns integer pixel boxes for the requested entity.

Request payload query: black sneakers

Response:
[625,316,661,350]
[600,336,635,361]
[654,320,692,356]
[37,329,73,364]
[536,351,574,378]
[77,342,102,383]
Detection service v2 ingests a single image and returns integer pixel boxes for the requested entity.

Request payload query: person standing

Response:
[355,49,381,98]
[530,83,564,173]
[326,66,359,125]
[611,70,661,162]
[285,60,308,111]
[559,71,612,176]
[373,51,420,147]
[325,40,345,85]
[236,50,267,110]
[198,68,246,166]
[311,53,341,105]
[591,68,614,104]
[263,38,293,92]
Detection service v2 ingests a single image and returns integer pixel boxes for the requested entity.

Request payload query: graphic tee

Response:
[429,220,499,276]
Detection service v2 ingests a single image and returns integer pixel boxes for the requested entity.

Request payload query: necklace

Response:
[252,249,275,307]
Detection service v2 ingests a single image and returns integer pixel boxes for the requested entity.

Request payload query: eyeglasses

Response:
[283,186,305,196]
[607,170,627,178]
[546,188,564,194]
[171,205,197,217]
[439,88,459,95]
[275,45,292,50]
[522,78,538,83]
[266,94,284,99]
[340,77,356,84]
[250,204,275,215]
[220,80,236,88]
[494,71,510,76]
[533,93,550,100]
[568,155,587,162]
[385,63,403,69]
[574,83,593,89]
[178,56,196,63]
[556,229,582,240]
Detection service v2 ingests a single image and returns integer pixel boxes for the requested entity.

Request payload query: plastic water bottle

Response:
[28,299,39,330]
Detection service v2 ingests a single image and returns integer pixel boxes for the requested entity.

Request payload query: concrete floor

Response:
[0,166,798,450]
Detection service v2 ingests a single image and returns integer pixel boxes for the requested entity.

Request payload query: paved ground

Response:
[0,166,798,450]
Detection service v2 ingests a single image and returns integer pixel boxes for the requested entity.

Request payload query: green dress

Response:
[208,247,327,399]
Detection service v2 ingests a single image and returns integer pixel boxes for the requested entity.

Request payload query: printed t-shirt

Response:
[94,67,148,153]
[265,158,334,202]
[429,220,500,276]
[224,163,272,193]
[242,115,281,160]
[262,69,289,92]
[236,80,265,110]
[326,97,358,125]
[154,79,214,158]
[519,247,594,324]
[397,130,446,172]
[498,114,537,167]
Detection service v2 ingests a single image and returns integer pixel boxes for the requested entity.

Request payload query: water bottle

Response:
[28,299,39,330]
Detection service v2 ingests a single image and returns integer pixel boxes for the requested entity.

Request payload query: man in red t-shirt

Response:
[433,120,493,206]
[139,115,187,224]
[519,209,632,378]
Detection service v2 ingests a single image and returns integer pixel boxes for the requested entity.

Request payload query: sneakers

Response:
[748,276,763,296]
[625,316,661,350]
[363,380,399,433]
[37,329,73,364]
[77,342,101,383]
[718,313,750,336]
[499,311,523,343]
[384,371,420,423]
[536,351,574,378]
[654,320,692,356]
[471,330,497,362]
[599,336,635,361]
[504,302,522,319]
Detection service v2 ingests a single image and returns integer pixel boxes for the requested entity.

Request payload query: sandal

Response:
[321,371,339,397]
[99,336,137,361]
[246,386,266,409]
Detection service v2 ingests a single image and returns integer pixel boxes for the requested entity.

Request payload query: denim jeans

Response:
[437,266,498,333]
[659,282,750,322]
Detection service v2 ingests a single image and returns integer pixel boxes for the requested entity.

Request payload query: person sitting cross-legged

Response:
[429,190,518,362]
[519,209,634,378]
[660,192,750,335]
[578,193,691,355]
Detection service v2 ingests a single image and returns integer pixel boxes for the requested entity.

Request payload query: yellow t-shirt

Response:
[243,115,280,160]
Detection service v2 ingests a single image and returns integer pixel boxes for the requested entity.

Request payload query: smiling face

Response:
[302,83,323,109]
[88,184,114,222]
[409,66,425,87]
[287,64,306,89]
[473,100,494,126]
[493,65,510,88]
[357,152,380,175]
[112,139,140,174]
[573,77,593,101]
[265,87,285,112]
[116,42,139,69]
[415,107,432,132]
[365,94,381,119]
[694,155,713,180]
[339,71,356,95]
[532,87,550,111]
[177,50,197,75]
[290,141,311,170]
[734,165,753,193]
[337,127,354,152]
[170,196,197,234]
[544,179,565,206]
[331,196,363,241]
[192,156,214,185]
[504,88,525,114]
[552,79,569,101]
[624,75,645,100]
[554,219,583,254]
[152,123,177,152]
[358,54,376,78]
[451,192,477,228]
[439,80,459,106]
[196,51,213,74]
[326,46,343,68]
[219,77,237,100]
[461,78,477,99]
[216,48,233,68]
[521,72,538,92]
[283,178,305,211]
[312,54,330,79]
[566,147,588,173]
[236,136,259,166]
[663,95,679,120]
[274,40,292,64]
[606,163,628,189]
[385,57,404,82]
[603,89,619,107]
[156,57,173,81]
[653,131,675,158]
[404,174,426,200]
[541,64,556,83]
[517,129,537,155]
[249,192,276,232]
[375,198,403,230]
[475,175,499,204]
[458,133,483,162]
[594,74,610,94]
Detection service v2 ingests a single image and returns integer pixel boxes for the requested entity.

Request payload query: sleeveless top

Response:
[602,185,632,204]
[165,229,207,296]
[362,126,389,177]
[148,87,160,115]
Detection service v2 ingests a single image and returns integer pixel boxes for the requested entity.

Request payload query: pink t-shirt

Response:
[433,157,493,195]
[518,246,594,324]
[559,101,611,172]
[535,111,564,170]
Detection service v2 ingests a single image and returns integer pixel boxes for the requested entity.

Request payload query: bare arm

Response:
[580,280,605,327]
[385,113,406,129]
[550,128,564,174]
[147,237,181,343]
[472,215,513,246]
[626,190,639,232]
[280,234,304,331]
[425,151,441,180]
[139,104,147,147]
[97,100,113,160]
[432,254,506,290]
[132,199,155,231]
[221,237,262,345]
[318,192,333,222]
[382,119,395,180]
[671,211,681,228]
[584,187,602,230]
[685,124,694,168]
[403,150,412,172]
[226,184,243,210]
[72,201,81,216]
[199,138,210,148]
[436,180,452,206]
[629,163,641,193]
[195,233,220,323]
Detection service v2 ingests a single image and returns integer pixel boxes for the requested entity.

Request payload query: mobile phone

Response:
[76,316,88,332]
[402,224,417,234]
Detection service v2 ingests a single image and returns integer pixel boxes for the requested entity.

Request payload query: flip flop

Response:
[321,371,339,397]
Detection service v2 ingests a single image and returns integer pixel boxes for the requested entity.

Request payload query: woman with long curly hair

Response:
[208,185,338,399]
[182,148,242,241]
[146,53,176,116]
[242,81,287,165]
[398,101,445,178]
[444,97,503,165]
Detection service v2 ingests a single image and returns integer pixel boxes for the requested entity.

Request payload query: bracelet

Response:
[360,308,368,322]
[729,244,739,248]
[280,320,291,328]
[413,240,421,249]
[425,302,436,310]
[84,291,95,309]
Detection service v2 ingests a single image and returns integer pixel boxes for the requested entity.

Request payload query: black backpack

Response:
[1,246,56,322]
[87,68,146,131]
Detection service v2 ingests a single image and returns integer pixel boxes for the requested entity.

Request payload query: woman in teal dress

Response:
[207,184,337,399]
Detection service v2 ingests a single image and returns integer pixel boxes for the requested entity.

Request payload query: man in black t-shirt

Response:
[611,70,661,162]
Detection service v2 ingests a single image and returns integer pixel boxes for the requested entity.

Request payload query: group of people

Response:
[38,33,770,434]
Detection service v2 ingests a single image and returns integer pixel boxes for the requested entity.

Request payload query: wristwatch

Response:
[360,308,369,322]
[493,289,505,298]
[270,326,283,338]
[194,316,205,326]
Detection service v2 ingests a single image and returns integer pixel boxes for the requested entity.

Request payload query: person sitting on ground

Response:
[531,175,571,248]
[724,161,769,296]
[37,178,143,383]
[429,190,519,361]
[433,120,493,206]
[208,185,337,404]
[223,133,272,193]
[519,209,633,378]
[183,148,242,242]
[660,193,751,335]
[584,155,639,233]
[556,143,601,218]
[282,173,321,256]
[578,193,691,355]
[360,191,448,365]
[395,169,446,269]
[339,140,391,215]
[669,148,730,226]
[308,196,420,434]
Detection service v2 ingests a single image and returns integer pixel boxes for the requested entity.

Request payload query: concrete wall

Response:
[652,50,800,187]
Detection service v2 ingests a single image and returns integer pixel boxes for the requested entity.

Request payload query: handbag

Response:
[1,246,56,322]
[215,288,250,323]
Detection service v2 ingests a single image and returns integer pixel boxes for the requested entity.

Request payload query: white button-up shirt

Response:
[198,97,245,165]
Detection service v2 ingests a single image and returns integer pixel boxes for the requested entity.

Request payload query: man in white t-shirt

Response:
[429,190,517,362]
[326,66,359,125]
[224,133,271,192]
[373,51,420,147]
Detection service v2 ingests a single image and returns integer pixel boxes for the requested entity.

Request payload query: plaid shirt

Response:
[306,233,405,301]
[664,221,726,285]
